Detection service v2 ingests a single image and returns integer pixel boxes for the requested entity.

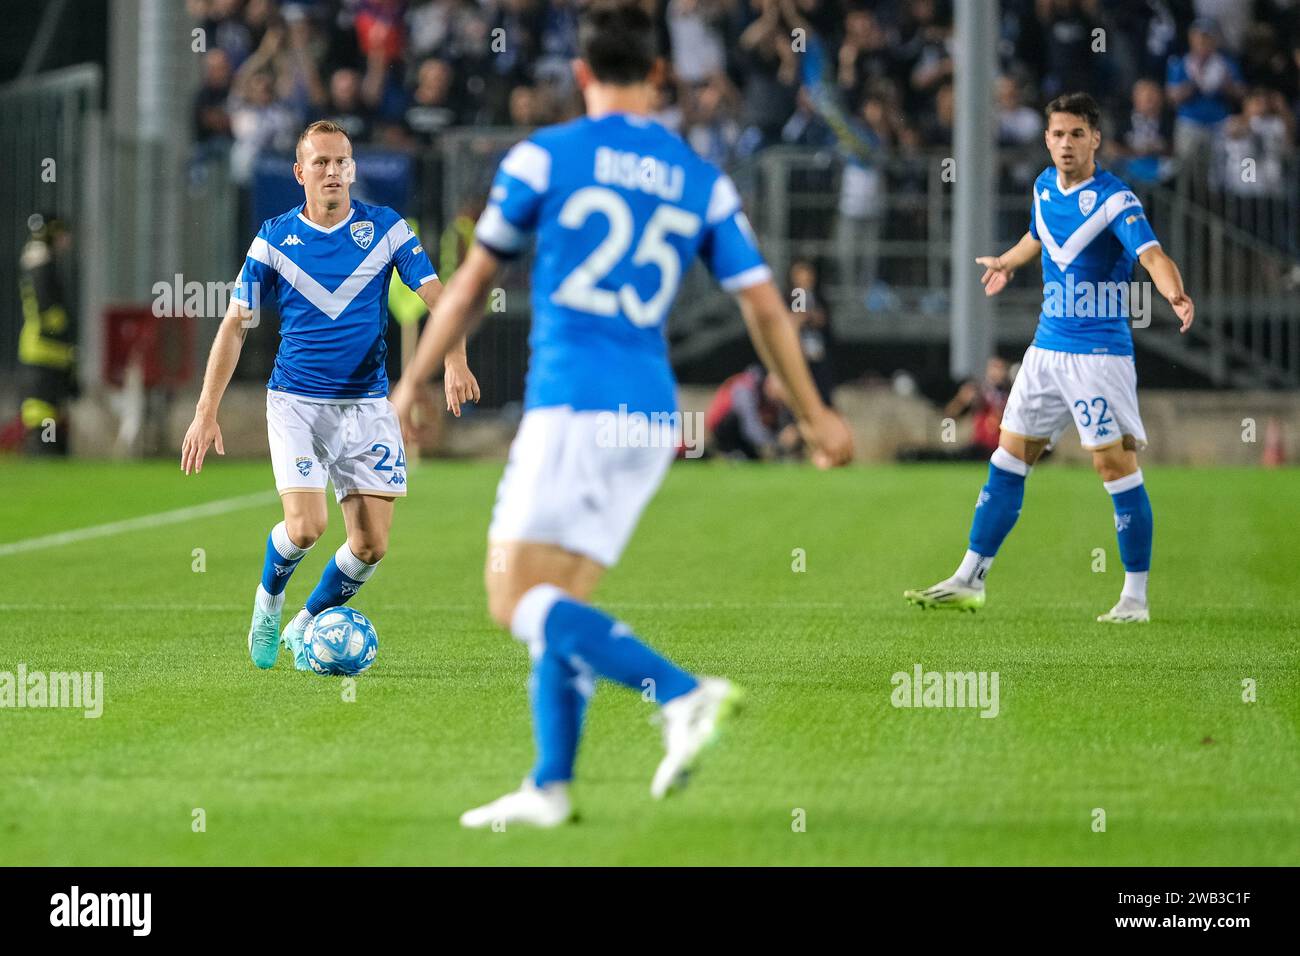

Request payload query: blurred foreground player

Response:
[391,2,852,828]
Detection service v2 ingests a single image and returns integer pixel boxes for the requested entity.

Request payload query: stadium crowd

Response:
[191,0,1300,180]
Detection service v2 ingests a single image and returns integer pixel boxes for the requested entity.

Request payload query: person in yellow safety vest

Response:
[17,213,77,455]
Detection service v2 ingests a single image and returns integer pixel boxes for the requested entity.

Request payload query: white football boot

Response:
[459,779,572,830]
[1097,597,1150,623]
[650,677,742,799]
[904,577,986,612]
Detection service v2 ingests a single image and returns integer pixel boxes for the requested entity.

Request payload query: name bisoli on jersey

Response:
[594,147,684,202]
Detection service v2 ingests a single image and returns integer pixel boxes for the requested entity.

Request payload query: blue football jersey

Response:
[1028,166,1160,355]
[232,199,437,400]
[474,112,771,414]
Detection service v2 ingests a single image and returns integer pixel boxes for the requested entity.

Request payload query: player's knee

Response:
[1092,454,1134,483]
[487,588,517,630]
[348,540,386,564]
[286,515,326,548]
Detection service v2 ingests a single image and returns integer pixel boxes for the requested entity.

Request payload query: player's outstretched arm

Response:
[735,280,853,469]
[975,232,1042,296]
[1139,246,1195,332]
[391,244,498,435]
[415,277,481,417]
[181,299,252,475]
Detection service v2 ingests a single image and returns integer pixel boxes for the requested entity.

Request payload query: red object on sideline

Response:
[103,307,194,389]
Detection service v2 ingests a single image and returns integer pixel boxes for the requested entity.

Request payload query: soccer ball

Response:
[303,607,378,676]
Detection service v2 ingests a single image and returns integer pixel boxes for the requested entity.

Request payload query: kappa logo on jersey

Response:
[1078,190,1097,216]
[1040,188,1050,201]
[350,220,375,249]
[280,234,304,246]
[295,456,313,477]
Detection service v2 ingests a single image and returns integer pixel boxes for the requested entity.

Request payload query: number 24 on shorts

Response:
[371,443,406,472]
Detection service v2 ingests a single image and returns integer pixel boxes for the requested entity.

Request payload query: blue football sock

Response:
[1106,470,1153,573]
[260,521,311,595]
[967,447,1029,563]
[255,522,312,614]
[305,543,379,615]
[512,585,698,787]
[529,649,592,787]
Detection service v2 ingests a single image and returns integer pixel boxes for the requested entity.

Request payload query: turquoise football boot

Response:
[282,615,312,671]
[247,602,282,669]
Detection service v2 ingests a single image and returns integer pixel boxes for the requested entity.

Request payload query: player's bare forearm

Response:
[401,245,496,389]
[995,233,1043,273]
[735,280,828,426]
[416,277,470,368]
[182,300,248,473]
[736,281,853,467]
[1139,246,1185,301]
[194,301,251,419]
[1139,246,1195,331]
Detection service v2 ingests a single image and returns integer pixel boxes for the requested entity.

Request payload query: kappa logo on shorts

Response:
[350,220,375,249]
[295,457,313,477]
[1094,426,1112,439]
[387,473,405,486]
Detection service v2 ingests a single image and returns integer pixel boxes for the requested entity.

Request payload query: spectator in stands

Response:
[897,356,1012,462]
[667,0,729,88]
[736,0,802,154]
[1108,78,1175,185]
[836,5,897,113]
[1220,88,1294,246]
[1038,0,1107,101]
[1166,17,1243,160]
[325,67,375,143]
[997,74,1042,146]
[896,0,952,116]
[280,6,329,116]
[834,93,889,296]
[194,49,234,146]
[684,74,742,166]
[190,0,255,70]
[228,66,299,184]
[920,81,954,147]
[788,258,836,406]
[706,364,800,461]
[403,56,458,143]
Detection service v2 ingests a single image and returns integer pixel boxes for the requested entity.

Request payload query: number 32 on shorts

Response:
[1072,396,1114,428]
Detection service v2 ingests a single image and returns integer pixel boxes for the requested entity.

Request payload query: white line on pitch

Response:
[0,490,279,558]
[0,600,847,611]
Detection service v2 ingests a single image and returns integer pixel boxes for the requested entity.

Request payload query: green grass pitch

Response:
[0,457,1296,865]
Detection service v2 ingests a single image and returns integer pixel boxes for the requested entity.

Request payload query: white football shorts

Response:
[1001,345,1146,450]
[266,390,408,502]
[489,405,677,567]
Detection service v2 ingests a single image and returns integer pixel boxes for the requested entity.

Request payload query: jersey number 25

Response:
[550,186,701,328]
